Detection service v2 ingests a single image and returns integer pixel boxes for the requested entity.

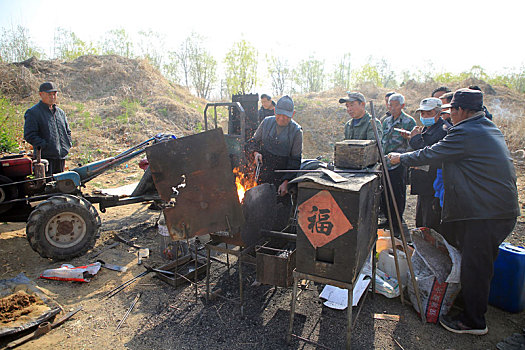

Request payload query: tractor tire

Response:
[26,194,101,260]
[0,175,18,214]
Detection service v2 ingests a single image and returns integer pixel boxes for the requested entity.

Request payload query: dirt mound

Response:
[0,290,45,324]
[0,55,208,163]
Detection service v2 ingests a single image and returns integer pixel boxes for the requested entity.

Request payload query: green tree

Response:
[99,28,134,58]
[163,51,180,84]
[0,25,44,63]
[351,64,382,87]
[224,39,258,95]
[294,56,325,93]
[190,49,217,99]
[53,28,98,60]
[267,55,291,96]
[376,58,397,88]
[332,53,352,90]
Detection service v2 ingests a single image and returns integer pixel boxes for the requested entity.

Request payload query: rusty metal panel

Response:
[146,128,244,240]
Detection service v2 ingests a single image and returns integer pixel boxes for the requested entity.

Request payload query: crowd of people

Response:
[248,88,519,337]
[23,82,519,339]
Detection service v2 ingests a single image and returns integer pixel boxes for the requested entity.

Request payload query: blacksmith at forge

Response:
[388,88,520,335]
[248,95,303,224]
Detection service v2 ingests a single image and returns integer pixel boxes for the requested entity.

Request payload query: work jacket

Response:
[343,112,382,141]
[382,111,416,170]
[249,116,303,186]
[400,113,520,222]
[408,117,450,195]
[258,101,276,123]
[24,101,72,159]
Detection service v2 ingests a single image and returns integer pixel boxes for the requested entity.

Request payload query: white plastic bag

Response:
[40,262,102,282]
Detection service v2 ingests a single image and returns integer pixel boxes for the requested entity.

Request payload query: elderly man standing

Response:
[24,82,72,175]
[388,88,520,335]
[380,93,416,234]
[408,97,450,232]
[251,95,302,197]
[339,91,382,141]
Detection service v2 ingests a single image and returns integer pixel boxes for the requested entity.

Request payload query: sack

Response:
[407,227,461,323]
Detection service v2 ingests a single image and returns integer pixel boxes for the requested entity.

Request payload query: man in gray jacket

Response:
[388,88,520,336]
[24,82,72,175]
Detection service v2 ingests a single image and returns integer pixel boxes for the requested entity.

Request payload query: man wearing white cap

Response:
[408,97,451,231]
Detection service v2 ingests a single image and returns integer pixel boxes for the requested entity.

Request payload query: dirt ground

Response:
[0,162,524,350]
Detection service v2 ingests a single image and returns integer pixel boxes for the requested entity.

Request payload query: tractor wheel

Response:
[0,175,18,214]
[26,194,101,260]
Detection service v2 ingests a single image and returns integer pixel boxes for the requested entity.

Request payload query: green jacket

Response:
[344,112,382,141]
[381,111,417,169]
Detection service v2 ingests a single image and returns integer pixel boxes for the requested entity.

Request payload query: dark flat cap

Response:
[442,88,483,111]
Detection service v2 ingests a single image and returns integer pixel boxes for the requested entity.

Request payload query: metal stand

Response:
[205,241,245,317]
[287,245,377,350]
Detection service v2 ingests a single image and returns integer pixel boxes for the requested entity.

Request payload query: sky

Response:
[1,0,524,93]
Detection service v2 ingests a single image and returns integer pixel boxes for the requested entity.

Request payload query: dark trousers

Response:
[415,194,441,232]
[381,165,407,233]
[442,218,516,328]
[46,158,66,176]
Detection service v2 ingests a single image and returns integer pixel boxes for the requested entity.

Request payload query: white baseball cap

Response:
[416,97,442,112]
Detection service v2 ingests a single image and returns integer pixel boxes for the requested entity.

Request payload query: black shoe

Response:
[439,314,488,335]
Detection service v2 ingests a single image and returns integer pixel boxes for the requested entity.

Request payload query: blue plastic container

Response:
[489,243,525,313]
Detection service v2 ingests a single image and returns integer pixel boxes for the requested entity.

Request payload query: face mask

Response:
[420,116,436,127]
[419,111,439,127]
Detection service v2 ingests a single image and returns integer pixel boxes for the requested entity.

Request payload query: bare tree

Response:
[190,49,217,99]
[99,28,134,58]
[332,53,352,90]
[53,27,98,60]
[267,55,291,96]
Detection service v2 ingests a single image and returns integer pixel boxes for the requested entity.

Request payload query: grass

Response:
[0,94,28,153]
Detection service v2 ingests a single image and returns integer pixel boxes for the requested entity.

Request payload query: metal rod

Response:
[370,101,425,322]
[239,246,244,317]
[346,284,353,350]
[116,292,141,331]
[104,271,148,299]
[194,243,198,303]
[260,229,297,241]
[287,272,299,344]
[206,246,211,302]
[274,169,381,174]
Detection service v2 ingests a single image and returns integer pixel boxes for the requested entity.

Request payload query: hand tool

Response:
[7,306,83,348]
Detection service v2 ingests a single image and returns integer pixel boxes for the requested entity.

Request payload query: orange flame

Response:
[233,166,258,202]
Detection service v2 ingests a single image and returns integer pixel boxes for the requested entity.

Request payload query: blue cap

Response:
[275,95,294,118]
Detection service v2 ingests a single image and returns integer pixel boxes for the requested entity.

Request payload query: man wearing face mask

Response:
[408,97,451,232]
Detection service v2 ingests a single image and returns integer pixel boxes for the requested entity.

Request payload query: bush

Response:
[0,94,25,153]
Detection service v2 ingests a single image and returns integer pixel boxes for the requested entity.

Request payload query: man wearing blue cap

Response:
[388,88,520,336]
[24,82,72,175]
[250,95,303,197]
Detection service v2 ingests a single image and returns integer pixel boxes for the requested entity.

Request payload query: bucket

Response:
[378,248,408,286]
[489,243,525,313]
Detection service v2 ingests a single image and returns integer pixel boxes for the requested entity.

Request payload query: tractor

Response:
[0,134,173,260]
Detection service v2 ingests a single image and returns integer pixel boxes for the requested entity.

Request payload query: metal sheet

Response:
[146,128,244,240]
[210,183,276,247]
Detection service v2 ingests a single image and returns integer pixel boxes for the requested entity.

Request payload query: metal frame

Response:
[287,244,377,350]
[205,241,246,317]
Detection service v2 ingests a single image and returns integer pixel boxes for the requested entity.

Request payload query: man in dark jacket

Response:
[388,88,520,336]
[24,82,72,175]
[258,94,276,123]
[251,95,302,196]
[408,97,450,232]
